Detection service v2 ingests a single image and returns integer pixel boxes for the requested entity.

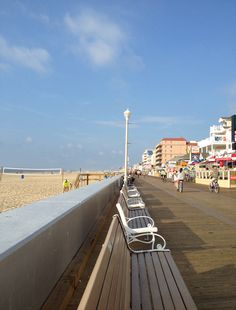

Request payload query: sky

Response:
[0,0,236,171]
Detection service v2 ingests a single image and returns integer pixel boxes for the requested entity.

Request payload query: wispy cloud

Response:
[60,143,83,150]
[0,35,51,73]
[94,120,124,127]
[64,9,142,68]
[0,62,10,72]
[15,1,50,25]
[0,103,54,119]
[112,150,123,155]
[137,115,202,126]
[138,116,178,125]
[25,136,33,144]
[65,10,125,66]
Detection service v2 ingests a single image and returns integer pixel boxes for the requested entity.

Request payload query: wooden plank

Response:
[152,252,175,310]
[98,223,124,309]
[158,252,186,310]
[123,242,131,310]
[164,252,197,310]
[144,253,164,310]
[138,253,152,310]
[108,229,128,310]
[78,218,118,310]
[115,239,130,310]
[131,254,141,310]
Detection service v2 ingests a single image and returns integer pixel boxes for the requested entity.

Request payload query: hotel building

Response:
[155,137,187,167]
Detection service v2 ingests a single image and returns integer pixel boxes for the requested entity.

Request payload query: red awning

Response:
[216,157,233,161]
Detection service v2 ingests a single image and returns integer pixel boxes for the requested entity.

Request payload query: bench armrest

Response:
[126,216,155,227]
[128,232,167,251]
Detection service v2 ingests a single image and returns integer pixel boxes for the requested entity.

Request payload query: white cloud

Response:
[0,35,51,73]
[15,1,50,25]
[98,151,104,156]
[64,10,141,67]
[139,116,178,125]
[112,150,123,155]
[138,115,202,126]
[0,62,10,72]
[25,136,32,143]
[94,120,124,127]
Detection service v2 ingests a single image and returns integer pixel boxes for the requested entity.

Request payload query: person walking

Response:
[176,168,185,191]
[63,179,70,193]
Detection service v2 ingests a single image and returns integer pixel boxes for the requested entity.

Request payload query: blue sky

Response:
[0,0,236,170]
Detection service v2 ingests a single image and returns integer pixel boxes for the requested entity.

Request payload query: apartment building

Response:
[155,138,187,167]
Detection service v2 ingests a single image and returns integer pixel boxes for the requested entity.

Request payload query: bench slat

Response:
[78,220,119,310]
[158,252,186,310]
[144,253,165,310]
[151,252,175,310]
[131,254,141,310]
[98,226,127,309]
[138,253,153,310]
[108,237,129,310]
[164,252,197,310]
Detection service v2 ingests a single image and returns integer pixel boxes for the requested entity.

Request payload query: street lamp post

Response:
[124,109,131,184]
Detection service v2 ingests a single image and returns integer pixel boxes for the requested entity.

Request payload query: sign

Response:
[214,135,226,142]
[191,146,200,154]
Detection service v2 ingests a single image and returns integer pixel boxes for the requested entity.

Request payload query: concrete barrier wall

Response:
[0,175,122,310]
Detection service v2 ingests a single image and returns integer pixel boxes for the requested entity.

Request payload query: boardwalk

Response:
[135,176,236,310]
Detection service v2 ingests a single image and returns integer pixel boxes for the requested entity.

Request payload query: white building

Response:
[198,115,236,156]
[142,149,153,171]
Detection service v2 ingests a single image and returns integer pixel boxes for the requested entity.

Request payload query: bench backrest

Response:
[116,203,131,232]
[120,188,129,201]
[118,191,130,212]
[78,216,130,310]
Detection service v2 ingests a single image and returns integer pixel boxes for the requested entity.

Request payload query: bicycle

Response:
[209,179,220,193]
[178,180,184,192]
[161,175,167,182]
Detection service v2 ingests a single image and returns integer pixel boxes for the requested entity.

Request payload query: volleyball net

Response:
[2,167,63,175]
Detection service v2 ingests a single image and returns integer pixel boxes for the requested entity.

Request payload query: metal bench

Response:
[78,216,197,310]
[122,184,141,198]
[120,189,145,209]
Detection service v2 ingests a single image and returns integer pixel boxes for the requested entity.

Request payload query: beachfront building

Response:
[155,137,187,168]
[198,115,236,156]
[142,149,153,171]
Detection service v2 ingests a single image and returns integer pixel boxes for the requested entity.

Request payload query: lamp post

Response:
[124,109,131,184]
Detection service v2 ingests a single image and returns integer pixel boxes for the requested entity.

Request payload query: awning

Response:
[215,157,233,161]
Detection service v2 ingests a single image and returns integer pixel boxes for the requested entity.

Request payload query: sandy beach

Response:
[0,172,78,213]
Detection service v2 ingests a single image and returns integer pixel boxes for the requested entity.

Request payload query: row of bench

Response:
[78,182,197,310]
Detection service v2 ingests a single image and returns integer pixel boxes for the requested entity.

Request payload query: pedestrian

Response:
[174,168,185,191]
[63,179,70,193]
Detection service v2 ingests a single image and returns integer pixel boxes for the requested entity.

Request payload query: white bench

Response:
[116,203,166,251]
[78,216,197,310]
[122,185,140,198]
[120,189,145,209]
